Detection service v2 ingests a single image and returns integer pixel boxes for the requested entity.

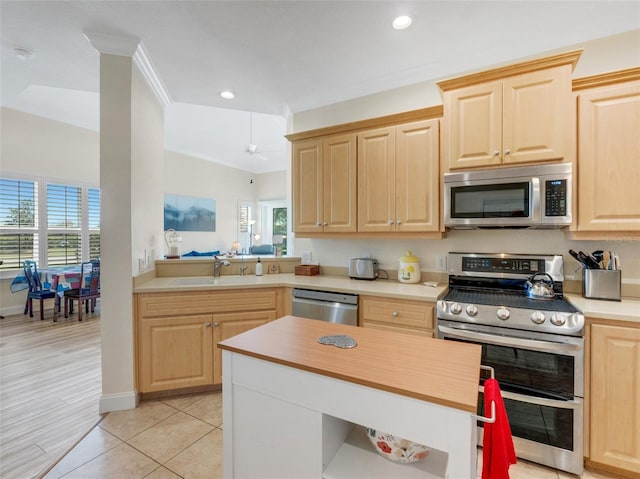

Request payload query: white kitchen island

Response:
[219,316,482,479]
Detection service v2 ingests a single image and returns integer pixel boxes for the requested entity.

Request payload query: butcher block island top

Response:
[218,315,482,413]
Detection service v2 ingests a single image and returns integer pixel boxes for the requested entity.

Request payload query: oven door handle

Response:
[480,385,582,410]
[438,325,582,354]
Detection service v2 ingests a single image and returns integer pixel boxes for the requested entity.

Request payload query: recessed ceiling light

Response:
[392,15,412,30]
[220,90,235,99]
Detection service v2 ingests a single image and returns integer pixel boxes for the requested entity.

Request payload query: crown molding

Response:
[84,31,172,107]
[133,42,172,107]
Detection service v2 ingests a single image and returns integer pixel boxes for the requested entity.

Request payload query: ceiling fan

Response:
[244,112,280,161]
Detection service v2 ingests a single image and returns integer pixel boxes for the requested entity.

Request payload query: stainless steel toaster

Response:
[349,258,379,280]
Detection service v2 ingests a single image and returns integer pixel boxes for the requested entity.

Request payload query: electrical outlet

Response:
[436,255,447,272]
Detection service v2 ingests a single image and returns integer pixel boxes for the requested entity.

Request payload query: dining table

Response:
[11,266,88,318]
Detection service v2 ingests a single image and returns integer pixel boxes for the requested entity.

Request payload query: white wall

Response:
[293,29,640,131]
[0,108,99,182]
[163,150,287,254]
[291,30,640,285]
[0,112,287,312]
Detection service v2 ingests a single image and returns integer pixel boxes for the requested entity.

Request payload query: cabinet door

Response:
[323,134,357,232]
[292,139,323,233]
[502,65,572,165]
[578,81,640,231]
[212,310,276,384]
[139,314,213,392]
[590,324,640,474]
[395,119,440,232]
[443,81,502,170]
[358,127,396,232]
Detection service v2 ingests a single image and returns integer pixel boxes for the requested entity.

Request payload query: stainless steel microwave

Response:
[444,163,572,229]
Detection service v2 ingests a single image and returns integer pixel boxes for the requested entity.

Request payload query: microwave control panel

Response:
[545,179,567,217]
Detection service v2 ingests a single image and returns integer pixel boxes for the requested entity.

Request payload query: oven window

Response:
[484,344,575,397]
[451,182,529,218]
[479,393,574,451]
[448,338,575,396]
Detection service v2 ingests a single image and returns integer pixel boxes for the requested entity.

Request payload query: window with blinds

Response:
[0,177,100,270]
[0,179,38,269]
[47,184,81,266]
[88,188,101,260]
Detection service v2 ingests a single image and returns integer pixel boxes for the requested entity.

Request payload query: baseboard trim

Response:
[99,390,139,413]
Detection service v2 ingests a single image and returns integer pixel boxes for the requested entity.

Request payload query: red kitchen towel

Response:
[482,378,517,479]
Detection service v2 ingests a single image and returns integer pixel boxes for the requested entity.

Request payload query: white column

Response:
[85,32,167,412]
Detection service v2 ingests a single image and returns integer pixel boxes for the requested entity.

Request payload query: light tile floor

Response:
[42,391,622,479]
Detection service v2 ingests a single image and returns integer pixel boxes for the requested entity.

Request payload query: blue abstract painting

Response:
[164,194,216,232]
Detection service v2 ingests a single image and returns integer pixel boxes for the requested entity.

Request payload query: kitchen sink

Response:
[170,277,223,285]
[170,276,259,286]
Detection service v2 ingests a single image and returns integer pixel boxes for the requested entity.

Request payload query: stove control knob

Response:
[550,313,566,326]
[496,307,510,320]
[466,305,478,316]
[530,311,546,324]
[450,303,463,315]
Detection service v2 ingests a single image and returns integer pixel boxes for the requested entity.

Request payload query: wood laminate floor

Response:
[0,308,102,479]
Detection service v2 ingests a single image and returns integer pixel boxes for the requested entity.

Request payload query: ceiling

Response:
[1,1,639,174]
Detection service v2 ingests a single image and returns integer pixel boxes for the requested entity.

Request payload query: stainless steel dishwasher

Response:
[292,288,358,326]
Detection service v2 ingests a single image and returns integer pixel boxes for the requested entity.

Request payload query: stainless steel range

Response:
[437,252,585,475]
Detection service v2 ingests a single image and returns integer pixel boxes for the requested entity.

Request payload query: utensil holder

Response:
[583,269,621,301]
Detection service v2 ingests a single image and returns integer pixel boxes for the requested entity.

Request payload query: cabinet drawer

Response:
[360,297,434,331]
[137,289,278,317]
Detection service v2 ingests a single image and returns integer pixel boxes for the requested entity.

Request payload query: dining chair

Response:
[23,260,57,321]
[63,260,100,321]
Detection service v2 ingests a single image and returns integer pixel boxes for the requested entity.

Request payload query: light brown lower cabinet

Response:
[136,288,280,393]
[587,321,640,476]
[139,314,214,392]
[360,296,434,337]
[212,310,276,384]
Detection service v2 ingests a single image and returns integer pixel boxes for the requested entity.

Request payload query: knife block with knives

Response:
[570,249,622,301]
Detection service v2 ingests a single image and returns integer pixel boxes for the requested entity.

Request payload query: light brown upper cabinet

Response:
[357,119,439,232]
[438,50,581,171]
[575,71,640,233]
[292,134,357,233]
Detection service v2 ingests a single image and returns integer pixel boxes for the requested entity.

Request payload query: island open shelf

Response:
[219,316,482,478]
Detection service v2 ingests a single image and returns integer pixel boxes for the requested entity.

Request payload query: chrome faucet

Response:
[213,256,230,277]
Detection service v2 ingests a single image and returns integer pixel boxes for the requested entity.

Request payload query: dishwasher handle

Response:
[292,288,358,305]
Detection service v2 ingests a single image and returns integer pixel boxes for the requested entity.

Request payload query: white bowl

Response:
[365,428,430,463]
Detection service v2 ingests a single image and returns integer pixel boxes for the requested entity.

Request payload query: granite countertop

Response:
[565,293,640,324]
[134,273,447,302]
[134,273,639,323]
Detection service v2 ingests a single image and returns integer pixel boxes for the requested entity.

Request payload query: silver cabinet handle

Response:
[493,150,500,156]
[396,220,402,224]
[205,322,212,327]
[388,220,394,225]
[504,148,511,155]
[392,311,398,317]
[213,322,219,327]
[323,222,328,226]
[316,222,322,227]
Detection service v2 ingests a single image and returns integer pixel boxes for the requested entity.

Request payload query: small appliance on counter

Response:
[349,257,379,280]
[569,249,622,301]
[398,251,421,284]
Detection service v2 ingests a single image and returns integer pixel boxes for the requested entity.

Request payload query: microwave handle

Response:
[438,325,581,354]
[531,177,540,222]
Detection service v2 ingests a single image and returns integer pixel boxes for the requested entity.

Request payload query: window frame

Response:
[0,173,100,276]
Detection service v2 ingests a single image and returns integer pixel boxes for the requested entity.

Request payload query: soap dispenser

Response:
[255,257,263,276]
